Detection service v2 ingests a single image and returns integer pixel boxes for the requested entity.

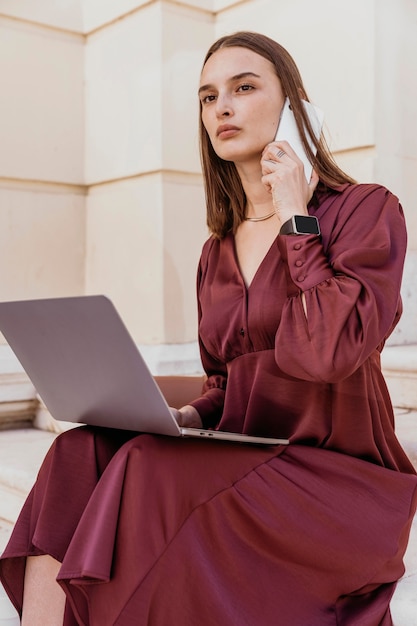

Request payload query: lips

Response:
[216,124,240,139]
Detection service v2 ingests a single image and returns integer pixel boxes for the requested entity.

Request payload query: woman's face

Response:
[199,46,285,164]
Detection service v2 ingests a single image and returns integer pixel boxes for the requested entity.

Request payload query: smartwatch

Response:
[279,215,320,236]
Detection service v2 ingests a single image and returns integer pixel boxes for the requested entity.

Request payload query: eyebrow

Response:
[198,71,261,96]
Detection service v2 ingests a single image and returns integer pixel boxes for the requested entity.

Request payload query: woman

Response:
[1,31,416,626]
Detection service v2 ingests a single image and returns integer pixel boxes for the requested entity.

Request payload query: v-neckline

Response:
[230,232,278,290]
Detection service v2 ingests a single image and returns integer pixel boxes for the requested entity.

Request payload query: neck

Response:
[236,161,273,220]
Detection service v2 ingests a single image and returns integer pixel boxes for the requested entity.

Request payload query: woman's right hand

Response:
[261,140,319,226]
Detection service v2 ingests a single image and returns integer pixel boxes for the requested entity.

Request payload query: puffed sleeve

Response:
[188,241,226,429]
[275,184,407,383]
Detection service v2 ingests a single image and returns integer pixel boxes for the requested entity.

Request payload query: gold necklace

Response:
[245,210,276,222]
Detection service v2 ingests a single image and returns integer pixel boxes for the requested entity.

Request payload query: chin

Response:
[214,146,248,164]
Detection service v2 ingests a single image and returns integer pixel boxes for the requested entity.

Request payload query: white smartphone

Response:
[275,97,324,182]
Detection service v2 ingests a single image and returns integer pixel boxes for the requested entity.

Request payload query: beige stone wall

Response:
[83,3,212,343]
[0,12,85,307]
[0,0,416,357]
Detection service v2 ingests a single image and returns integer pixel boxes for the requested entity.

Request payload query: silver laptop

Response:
[0,296,288,446]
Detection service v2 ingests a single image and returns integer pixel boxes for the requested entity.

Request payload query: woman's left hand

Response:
[261,140,319,225]
[170,405,203,429]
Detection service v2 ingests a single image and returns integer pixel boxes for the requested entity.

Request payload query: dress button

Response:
[293,243,302,250]
[239,328,245,337]
[295,260,303,267]
[297,275,305,282]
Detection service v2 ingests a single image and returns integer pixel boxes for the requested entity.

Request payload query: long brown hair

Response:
[199,31,355,239]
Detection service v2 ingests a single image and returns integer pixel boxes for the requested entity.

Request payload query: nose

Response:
[215,92,232,118]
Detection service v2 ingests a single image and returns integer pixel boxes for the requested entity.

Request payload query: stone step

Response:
[0,429,57,527]
[394,408,417,469]
[0,583,19,625]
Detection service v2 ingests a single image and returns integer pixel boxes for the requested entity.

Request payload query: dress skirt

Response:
[0,425,416,626]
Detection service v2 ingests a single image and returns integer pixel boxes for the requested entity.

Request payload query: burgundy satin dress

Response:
[1,183,416,625]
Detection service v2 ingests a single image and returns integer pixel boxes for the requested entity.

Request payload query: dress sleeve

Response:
[275,185,407,383]
[188,242,226,429]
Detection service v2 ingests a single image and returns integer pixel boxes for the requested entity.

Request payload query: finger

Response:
[261,157,280,178]
[308,168,319,191]
[263,142,288,162]
[261,173,273,193]
[307,169,320,201]
[261,152,287,173]
[170,407,180,422]
[273,140,300,163]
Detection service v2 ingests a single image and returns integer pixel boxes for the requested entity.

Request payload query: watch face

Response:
[294,215,320,234]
